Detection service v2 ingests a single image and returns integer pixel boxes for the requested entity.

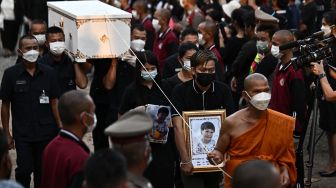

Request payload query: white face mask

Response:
[131,39,146,52]
[182,59,191,71]
[245,91,271,111]
[49,41,66,55]
[198,33,206,46]
[141,69,158,81]
[179,0,185,8]
[152,19,161,32]
[22,49,39,63]
[132,10,139,20]
[321,25,331,36]
[34,34,46,46]
[271,45,283,59]
[85,113,97,133]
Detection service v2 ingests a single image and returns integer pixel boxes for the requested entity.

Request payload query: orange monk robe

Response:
[216,109,297,188]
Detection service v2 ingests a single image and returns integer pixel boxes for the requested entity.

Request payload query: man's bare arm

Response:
[51,99,62,128]
[1,101,14,149]
[74,63,88,89]
[208,119,233,164]
[173,116,193,175]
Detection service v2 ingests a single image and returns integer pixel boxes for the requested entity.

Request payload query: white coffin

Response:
[47,1,132,62]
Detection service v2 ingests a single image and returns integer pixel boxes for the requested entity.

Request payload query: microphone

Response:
[311,30,325,39]
[279,31,326,51]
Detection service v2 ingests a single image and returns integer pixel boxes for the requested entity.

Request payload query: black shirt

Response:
[165,74,183,96]
[38,53,76,95]
[90,59,135,108]
[171,80,234,116]
[220,36,248,72]
[162,53,180,79]
[119,81,170,115]
[0,63,60,141]
[255,54,278,79]
[230,39,257,92]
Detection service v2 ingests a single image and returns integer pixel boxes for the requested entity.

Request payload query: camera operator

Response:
[310,11,336,178]
[269,30,307,138]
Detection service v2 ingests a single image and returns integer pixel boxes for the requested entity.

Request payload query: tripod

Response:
[304,78,320,188]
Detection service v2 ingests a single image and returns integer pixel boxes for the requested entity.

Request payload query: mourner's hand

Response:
[6,134,15,150]
[279,167,290,187]
[180,162,193,176]
[310,62,325,76]
[230,77,237,92]
[207,150,224,165]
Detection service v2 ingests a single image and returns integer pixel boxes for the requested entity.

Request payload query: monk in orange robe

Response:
[208,73,296,188]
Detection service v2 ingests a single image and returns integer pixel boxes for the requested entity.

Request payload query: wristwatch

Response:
[318,73,326,79]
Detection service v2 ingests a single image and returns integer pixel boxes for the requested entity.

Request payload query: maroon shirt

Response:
[153,28,178,73]
[209,44,224,72]
[270,63,306,133]
[41,131,90,188]
[143,17,155,50]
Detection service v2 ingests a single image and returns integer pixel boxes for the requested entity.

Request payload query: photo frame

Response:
[146,104,172,144]
[182,110,226,173]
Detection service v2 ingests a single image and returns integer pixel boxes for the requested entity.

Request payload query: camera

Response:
[280,31,335,70]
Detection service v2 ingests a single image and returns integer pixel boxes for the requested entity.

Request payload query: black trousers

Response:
[92,103,117,151]
[15,139,51,188]
[1,20,20,51]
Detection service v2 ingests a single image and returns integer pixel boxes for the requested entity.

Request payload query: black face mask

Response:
[196,73,215,87]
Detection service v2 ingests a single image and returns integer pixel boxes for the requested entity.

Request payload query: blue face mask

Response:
[256,40,269,53]
[141,69,158,81]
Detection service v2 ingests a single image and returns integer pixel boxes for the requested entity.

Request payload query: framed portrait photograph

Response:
[182,110,226,173]
[146,104,172,144]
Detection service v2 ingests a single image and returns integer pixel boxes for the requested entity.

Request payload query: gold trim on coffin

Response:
[74,49,130,59]
[75,18,131,29]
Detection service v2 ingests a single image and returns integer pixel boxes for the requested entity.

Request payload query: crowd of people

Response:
[1,0,336,187]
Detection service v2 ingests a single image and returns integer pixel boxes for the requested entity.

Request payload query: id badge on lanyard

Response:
[39,90,49,104]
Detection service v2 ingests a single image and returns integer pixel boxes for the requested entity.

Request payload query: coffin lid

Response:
[47,1,132,20]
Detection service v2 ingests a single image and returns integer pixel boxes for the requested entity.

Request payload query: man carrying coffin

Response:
[38,26,88,95]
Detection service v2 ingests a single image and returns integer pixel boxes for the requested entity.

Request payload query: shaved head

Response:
[133,0,148,13]
[273,30,294,45]
[244,73,268,91]
[202,20,217,36]
[232,160,281,188]
[58,90,94,126]
[156,9,171,23]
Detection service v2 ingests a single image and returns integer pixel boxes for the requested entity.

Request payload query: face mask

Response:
[198,33,206,46]
[85,113,97,133]
[321,25,331,36]
[196,73,215,87]
[131,39,146,52]
[132,10,139,20]
[49,41,66,55]
[182,59,191,71]
[34,34,46,46]
[152,19,161,32]
[22,50,39,63]
[141,69,158,81]
[245,91,271,110]
[271,45,283,59]
[256,40,269,53]
[179,0,184,8]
